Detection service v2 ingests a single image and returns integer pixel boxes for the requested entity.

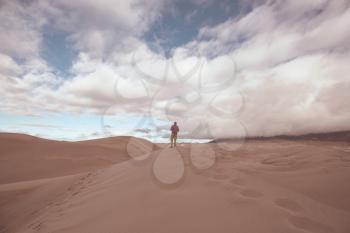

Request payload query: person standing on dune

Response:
[170,122,179,148]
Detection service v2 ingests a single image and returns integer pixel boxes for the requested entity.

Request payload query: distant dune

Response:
[212,130,350,143]
[0,133,155,184]
[1,133,350,233]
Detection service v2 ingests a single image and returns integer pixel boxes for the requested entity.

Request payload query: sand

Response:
[0,133,154,184]
[1,133,350,233]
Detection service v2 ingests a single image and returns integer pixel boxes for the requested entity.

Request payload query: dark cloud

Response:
[135,128,152,134]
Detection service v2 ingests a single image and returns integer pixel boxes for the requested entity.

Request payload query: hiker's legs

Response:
[170,134,174,147]
[174,134,177,147]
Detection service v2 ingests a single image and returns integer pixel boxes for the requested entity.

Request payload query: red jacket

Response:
[170,125,179,134]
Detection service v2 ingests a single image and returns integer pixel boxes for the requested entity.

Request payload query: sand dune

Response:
[1,134,350,233]
[0,133,154,184]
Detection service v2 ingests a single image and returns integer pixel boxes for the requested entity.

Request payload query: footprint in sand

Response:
[212,167,226,174]
[213,174,229,180]
[28,221,43,232]
[72,191,80,196]
[230,178,245,186]
[239,189,263,198]
[222,183,238,192]
[262,157,295,166]
[199,168,229,182]
[218,155,232,162]
[68,172,96,197]
[274,198,303,212]
[337,154,350,162]
[204,179,221,186]
[288,215,334,233]
[190,144,216,170]
[0,225,7,233]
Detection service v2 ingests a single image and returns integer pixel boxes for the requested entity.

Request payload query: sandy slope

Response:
[0,133,154,184]
[1,135,350,233]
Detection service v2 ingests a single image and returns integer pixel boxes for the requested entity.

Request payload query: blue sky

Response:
[1,0,350,141]
[41,26,77,77]
[144,0,240,55]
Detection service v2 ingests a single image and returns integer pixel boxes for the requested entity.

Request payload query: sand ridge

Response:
[1,134,350,233]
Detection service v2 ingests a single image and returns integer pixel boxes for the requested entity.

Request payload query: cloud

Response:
[135,128,152,134]
[0,54,22,76]
[19,123,62,129]
[0,1,45,60]
[0,0,168,115]
[173,0,350,137]
[48,0,168,58]
[0,0,350,140]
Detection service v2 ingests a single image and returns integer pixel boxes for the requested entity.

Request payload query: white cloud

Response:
[0,1,47,59]
[49,0,168,58]
[0,54,22,76]
[0,0,350,139]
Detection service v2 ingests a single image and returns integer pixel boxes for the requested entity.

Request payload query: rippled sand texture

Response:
[1,133,350,233]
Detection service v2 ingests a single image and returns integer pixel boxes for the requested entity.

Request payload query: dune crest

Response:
[1,134,350,233]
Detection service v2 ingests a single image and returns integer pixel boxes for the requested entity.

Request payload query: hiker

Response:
[170,122,179,148]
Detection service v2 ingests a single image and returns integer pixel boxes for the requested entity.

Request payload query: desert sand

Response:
[1,133,350,233]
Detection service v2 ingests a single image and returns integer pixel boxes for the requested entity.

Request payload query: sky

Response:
[0,0,350,142]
